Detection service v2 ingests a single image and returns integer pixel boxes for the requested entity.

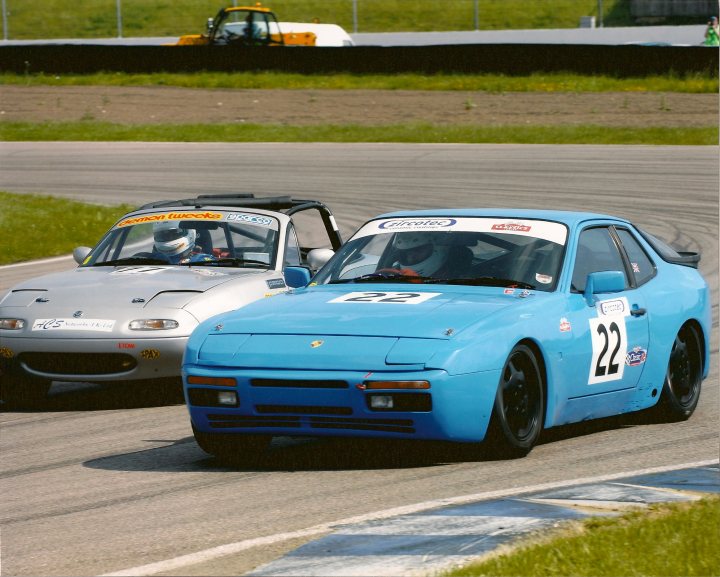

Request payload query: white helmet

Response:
[153,221,196,258]
[392,232,449,276]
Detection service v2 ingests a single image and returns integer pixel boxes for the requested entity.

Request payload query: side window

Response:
[571,227,628,292]
[284,224,302,267]
[616,228,656,286]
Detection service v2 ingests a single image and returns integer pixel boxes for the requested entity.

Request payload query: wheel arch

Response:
[516,337,549,429]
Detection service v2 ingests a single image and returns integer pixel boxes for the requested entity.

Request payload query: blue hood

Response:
[210,285,519,340]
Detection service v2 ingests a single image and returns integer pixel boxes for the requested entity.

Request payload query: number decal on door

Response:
[329,291,441,304]
[588,317,627,384]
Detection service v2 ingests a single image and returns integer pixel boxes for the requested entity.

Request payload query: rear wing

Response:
[638,228,701,269]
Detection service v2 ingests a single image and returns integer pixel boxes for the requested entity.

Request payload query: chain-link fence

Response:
[1,0,717,40]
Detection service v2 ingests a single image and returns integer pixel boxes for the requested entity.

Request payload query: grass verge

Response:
[444,496,720,577]
[0,192,133,266]
[2,71,717,93]
[1,122,716,145]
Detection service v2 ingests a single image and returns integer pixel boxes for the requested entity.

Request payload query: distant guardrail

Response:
[0,44,716,76]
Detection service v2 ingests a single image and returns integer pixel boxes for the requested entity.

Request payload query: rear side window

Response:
[616,228,656,286]
[571,227,628,292]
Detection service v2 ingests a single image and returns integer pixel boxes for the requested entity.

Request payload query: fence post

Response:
[116,0,123,38]
[352,0,358,34]
[2,0,7,40]
[474,0,479,30]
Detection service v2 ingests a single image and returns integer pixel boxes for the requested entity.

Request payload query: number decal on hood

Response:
[329,292,441,304]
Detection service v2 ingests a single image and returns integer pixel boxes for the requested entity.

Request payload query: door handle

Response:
[630,307,647,317]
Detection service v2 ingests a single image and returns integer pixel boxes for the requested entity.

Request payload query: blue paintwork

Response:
[183,209,711,445]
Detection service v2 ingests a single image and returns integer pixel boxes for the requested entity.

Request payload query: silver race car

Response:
[0,194,341,405]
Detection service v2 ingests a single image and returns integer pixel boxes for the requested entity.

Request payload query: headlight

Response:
[129,319,179,330]
[0,318,25,330]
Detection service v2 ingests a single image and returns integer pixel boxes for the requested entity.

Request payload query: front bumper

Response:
[183,367,500,443]
[0,335,188,382]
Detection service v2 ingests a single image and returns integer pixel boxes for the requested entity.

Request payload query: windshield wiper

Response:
[435,276,535,289]
[182,258,269,268]
[330,271,434,284]
[93,257,169,266]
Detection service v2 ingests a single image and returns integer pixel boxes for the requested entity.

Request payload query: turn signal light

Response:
[187,375,237,387]
[363,380,430,390]
[0,318,25,330]
[129,319,179,330]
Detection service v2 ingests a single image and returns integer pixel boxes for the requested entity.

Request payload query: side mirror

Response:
[73,247,92,264]
[584,270,625,306]
[284,266,311,288]
[307,248,334,271]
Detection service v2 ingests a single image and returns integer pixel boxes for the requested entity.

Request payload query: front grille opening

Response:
[251,378,349,389]
[206,413,415,434]
[18,352,136,375]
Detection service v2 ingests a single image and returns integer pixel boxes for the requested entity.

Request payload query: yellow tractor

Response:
[175,4,316,46]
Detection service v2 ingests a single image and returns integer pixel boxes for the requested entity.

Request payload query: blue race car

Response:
[182,209,710,459]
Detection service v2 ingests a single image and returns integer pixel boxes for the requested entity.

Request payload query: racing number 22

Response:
[588,317,627,384]
[595,321,621,377]
[329,291,442,305]
[345,292,421,303]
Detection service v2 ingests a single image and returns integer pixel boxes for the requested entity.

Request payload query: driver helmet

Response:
[153,221,196,259]
[392,232,449,276]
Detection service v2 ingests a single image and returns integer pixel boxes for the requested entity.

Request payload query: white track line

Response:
[0,255,73,270]
[101,459,718,576]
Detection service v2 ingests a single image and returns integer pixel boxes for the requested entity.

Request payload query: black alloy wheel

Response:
[487,344,544,457]
[655,323,703,421]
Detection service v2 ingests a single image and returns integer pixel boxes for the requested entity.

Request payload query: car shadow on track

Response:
[0,379,186,412]
[82,410,661,474]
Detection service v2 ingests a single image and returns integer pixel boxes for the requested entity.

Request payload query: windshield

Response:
[81,210,280,268]
[313,217,568,292]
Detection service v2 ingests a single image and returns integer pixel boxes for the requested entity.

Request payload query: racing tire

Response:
[0,376,51,408]
[192,425,270,463]
[486,344,544,458]
[652,323,703,422]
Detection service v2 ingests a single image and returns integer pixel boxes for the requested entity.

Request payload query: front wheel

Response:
[486,344,544,458]
[652,324,703,421]
[192,425,270,463]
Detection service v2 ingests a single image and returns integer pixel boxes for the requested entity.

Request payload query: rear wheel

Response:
[652,324,703,421]
[486,344,544,457]
[0,376,51,408]
[192,425,270,463]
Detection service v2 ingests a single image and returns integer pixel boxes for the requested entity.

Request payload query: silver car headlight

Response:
[129,319,179,330]
[0,318,25,330]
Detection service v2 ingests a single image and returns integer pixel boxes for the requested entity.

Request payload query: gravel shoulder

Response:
[1,85,717,127]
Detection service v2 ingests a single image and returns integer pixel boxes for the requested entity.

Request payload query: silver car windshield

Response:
[313,217,568,292]
[81,210,280,268]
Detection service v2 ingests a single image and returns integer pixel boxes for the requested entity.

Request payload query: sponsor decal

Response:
[227,213,275,227]
[598,297,630,317]
[535,273,553,285]
[32,318,116,332]
[329,291,441,305]
[0,347,14,358]
[310,340,324,348]
[118,343,136,349]
[266,278,287,290]
[116,212,223,228]
[626,346,647,366]
[112,267,165,275]
[378,218,457,230]
[559,317,572,332]
[492,222,531,233]
[518,290,531,298]
[140,349,160,360]
[503,288,515,295]
[631,262,641,273]
[191,268,226,277]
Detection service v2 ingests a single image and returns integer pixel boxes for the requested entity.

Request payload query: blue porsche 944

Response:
[182,209,710,460]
